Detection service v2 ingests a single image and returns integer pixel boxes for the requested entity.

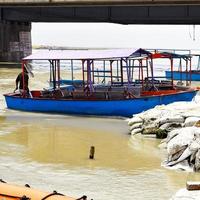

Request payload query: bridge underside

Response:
[1,5,200,62]
[1,6,200,24]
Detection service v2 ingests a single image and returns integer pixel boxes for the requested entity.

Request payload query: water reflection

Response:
[0,112,162,171]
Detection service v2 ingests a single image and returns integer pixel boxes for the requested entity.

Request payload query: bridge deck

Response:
[1,0,200,6]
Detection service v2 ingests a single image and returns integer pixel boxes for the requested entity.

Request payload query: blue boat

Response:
[165,70,200,81]
[4,90,197,117]
[164,53,200,81]
[4,48,198,117]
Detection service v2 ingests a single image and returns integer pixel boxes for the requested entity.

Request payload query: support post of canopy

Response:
[140,59,144,90]
[120,58,123,86]
[170,57,174,87]
[49,60,52,83]
[189,57,192,85]
[150,56,154,89]
[138,59,141,82]
[128,59,131,83]
[92,60,94,84]
[146,58,149,89]
[51,60,56,90]
[186,59,188,86]
[179,58,182,83]
[57,60,60,88]
[87,59,93,94]
[110,60,113,84]
[22,60,25,97]
[131,59,135,82]
[54,60,57,88]
[103,60,106,83]
[86,60,88,88]
[71,60,74,82]
[82,60,85,88]
[125,58,131,91]
[117,60,119,82]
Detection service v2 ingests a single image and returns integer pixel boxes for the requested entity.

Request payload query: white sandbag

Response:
[182,112,200,119]
[128,116,143,126]
[159,123,182,131]
[129,122,143,131]
[139,108,171,122]
[131,128,142,135]
[184,117,200,127]
[167,127,199,155]
[158,115,184,125]
[166,128,182,143]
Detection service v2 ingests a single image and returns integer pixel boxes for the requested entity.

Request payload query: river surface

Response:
[0,64,200,200]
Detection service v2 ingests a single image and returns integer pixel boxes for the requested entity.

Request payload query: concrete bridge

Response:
[1,0,200,62]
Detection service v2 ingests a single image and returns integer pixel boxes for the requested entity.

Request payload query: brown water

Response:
[0,67,199,200]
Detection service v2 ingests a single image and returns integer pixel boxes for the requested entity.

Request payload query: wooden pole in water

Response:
[89,146,95,159]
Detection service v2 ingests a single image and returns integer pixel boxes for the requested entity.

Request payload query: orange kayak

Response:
[0,181,87,200]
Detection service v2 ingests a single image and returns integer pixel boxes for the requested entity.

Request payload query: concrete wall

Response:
[0,21,32,62]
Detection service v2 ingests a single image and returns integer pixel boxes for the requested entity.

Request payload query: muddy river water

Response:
[0,66,199,200]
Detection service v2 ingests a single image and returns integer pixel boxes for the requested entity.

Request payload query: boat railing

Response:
[72,91,89,99]
[38,84,144,100]
[174,85,192,91]
[72,85,137,100]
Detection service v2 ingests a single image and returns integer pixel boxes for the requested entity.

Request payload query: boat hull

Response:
[165,70,200,81]
[0,182,75,200]
[4,90,197,117]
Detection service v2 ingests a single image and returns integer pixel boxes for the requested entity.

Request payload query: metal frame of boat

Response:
[4,48,198,117]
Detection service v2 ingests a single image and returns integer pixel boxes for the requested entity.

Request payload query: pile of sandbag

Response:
[127,100,200,137]
[127,94,200,171]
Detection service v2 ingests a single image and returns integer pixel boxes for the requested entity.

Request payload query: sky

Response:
[32,23,200,51]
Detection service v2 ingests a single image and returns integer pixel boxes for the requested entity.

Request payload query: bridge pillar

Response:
[0,21,32,62]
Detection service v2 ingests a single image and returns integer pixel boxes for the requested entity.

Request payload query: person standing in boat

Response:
[14,67,29,96]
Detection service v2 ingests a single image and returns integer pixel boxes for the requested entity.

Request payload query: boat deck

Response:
[18,86,191,101]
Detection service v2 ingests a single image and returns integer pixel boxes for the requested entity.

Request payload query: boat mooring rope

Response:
[76,195,87,200]
[0,194,30,200]
[41,191,64,200]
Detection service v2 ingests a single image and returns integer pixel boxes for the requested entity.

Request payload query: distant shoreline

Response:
[0,62,21,68]
[32,45,118,50]
[33,45,88,50]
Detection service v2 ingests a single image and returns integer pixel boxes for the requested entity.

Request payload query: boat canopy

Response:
[23,48,151,61]
[152,52,191,59]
